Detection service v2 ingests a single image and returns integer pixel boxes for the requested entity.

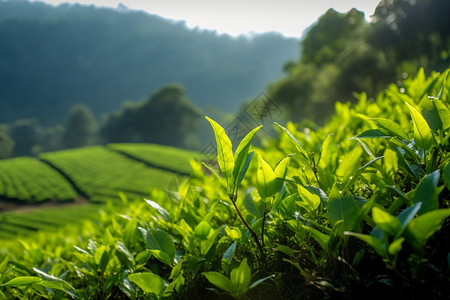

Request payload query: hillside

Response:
[0,143,199,239]
[0,0,299,125]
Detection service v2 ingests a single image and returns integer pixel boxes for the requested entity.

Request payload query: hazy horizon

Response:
[29,0,382,38]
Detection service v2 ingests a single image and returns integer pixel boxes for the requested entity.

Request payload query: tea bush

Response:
[1,68,449,299]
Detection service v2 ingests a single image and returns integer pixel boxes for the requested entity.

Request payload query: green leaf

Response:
[194,221,211,239]
[0,256,8,273]
[248,275,273,290]
[243,188,264,218]
[257,154,276,199]
[276,244,297,257]
[274,155,291,179]
[328,195,364,231]
[222,241,237,264]
[301,225,330,251]
[206,116,235,186]
[297,185,320,212]
[230,258,251,293]
[372,207,401,237]
[344,232,385,257]
[371,118,409,141]
[354,129,392,139]
[145,199,170,221]
[413,170,440,215]
[404,208,450,252]
[139,227,175,266]
[274,122,309,159]
[128,272,165,296]
[388,237,404,257]
[225,226,241,240]
[233,126,262,188]
[406,102,435,151]
[202,162,227,189]
[442,163,450,189]
[236,151,255,190]
[203,272,233,293]
[335,146,363,182]
[396,202,422,238]
[2,276,41,287]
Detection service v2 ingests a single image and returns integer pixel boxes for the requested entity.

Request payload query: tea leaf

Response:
[257,154,276,199]
[128,272,165,296]
[372,207,401,237]
[233,126,262,188]
[371,118,409,141]
[274,122,309,160]
[139,227,175,266]
[302,225,330,251]
[328,195,364,231]
[344,232,385,257]
[235,151,255,190]
[230,258,251,292]
[404,208,450,252]
[413,170,440,215]
[194,221,211,239]
[406,102,435,151]
[2,276,41,287]
[205,116,235,186]
[444,163,450,189]
[203,272,233,293]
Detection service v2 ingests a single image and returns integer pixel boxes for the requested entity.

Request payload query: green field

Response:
[39,146,182,199]
[108,143,199,174]
[0,204,101,241]
[0,144,197,241]
[0,157,77,203]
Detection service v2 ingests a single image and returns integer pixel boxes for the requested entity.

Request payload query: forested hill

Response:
[0,0,299,125]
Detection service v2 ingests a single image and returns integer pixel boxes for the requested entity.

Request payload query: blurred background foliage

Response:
[0,0,449,158]
[268,0,450,124]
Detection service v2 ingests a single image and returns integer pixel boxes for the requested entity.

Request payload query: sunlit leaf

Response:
[371,118,409,141]
[372,207,401,237]
[257,154,276,199]
[406,102,435,151]
[413,170,440,215]
[194,221,211,239]
[139,227,175,266]
[128,272,165,296]
[230,258,251,292]
[404,208,450,252]
[233,126,262,188]
[205,116,235,186]
[274,122,309,160]
[203,272,233,293]
[2,276,41,287]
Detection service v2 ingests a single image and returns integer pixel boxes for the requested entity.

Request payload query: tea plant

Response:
[0,68,449,299]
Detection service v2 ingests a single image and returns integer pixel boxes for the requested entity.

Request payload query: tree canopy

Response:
[101,84,202,149]
[267,0,450,124]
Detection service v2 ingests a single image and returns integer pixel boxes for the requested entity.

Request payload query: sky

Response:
[33,0,382,38]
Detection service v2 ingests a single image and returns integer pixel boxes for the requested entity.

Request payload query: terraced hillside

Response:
[107,143,201,175]
[0,143,198,239]
[39,146,179,201]
[0,157,77,204]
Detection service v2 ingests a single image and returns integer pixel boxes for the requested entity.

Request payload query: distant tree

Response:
[370,0,450,72]
[9,119,41,156]
[62,104,97,149]
[40,125,64,152]
[101,84,202,149]
[0,131,14,159]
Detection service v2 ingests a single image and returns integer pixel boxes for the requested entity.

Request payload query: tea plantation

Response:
[0,144,197,241]
[0,69,449,299]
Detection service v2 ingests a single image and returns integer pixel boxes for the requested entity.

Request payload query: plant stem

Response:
[230,194,265,266]
[261,202,267,248]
